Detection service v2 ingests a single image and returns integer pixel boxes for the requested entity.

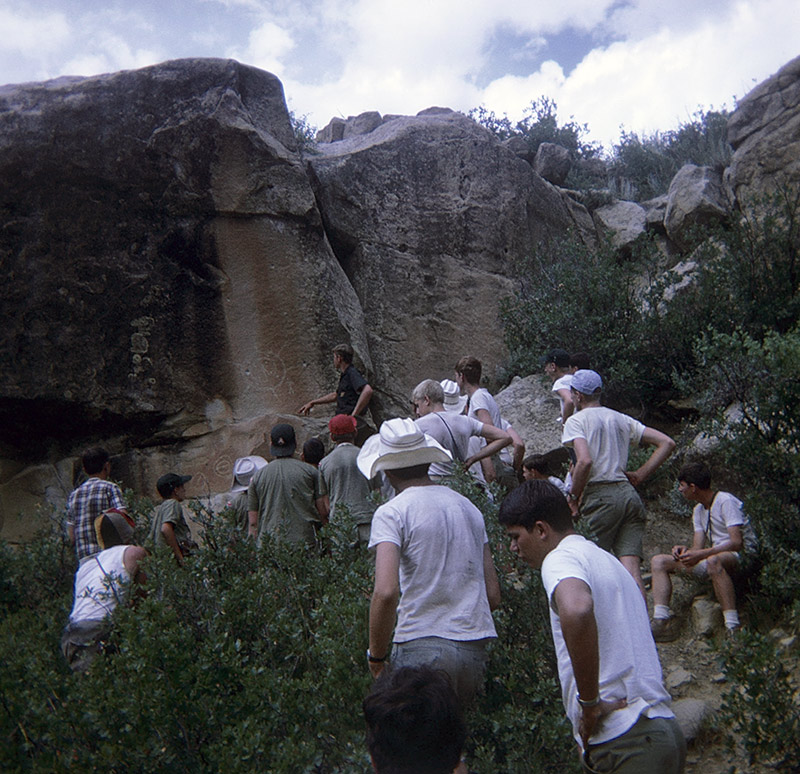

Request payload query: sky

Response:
[1,0,798,151]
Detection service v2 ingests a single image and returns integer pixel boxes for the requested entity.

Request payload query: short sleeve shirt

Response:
[542,534,673,747]
[336,365,368,415]
[67,477,127,561]
[561,406,645,483]
[247,457,323,545]
[368,485,496,643]
[149,499,193,549]
[692,491,758,553]
[318,443,376,524]
[415,413,485,477]
[467,388,502,427]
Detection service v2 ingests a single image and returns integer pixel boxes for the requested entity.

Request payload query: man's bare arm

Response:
[626,428,676,488]
[299,391,337,415]
[352,384,373,417]
[369,542,401,677]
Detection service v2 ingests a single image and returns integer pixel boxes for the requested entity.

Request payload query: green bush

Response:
[719,630,800,771]
[0,482,577,773]
[609,109,731,201]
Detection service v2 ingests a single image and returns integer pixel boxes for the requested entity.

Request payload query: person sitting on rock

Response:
[61,511,147,673]
[149,472,196,565]
[299,343,375,446]
[650,462,758,642]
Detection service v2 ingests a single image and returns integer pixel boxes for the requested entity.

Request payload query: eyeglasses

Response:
[410,401,419,411]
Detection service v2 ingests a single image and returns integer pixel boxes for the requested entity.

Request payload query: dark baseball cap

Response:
[157,473,192,498]
[270,423,297,458]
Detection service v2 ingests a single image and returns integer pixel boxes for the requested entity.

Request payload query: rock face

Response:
[664,165,729,249]
[0,59,596,537]
[534,142,571,186]
[0,59,369,535]
[727,54,800,207]
[308,112,595,402]
[593,200,647,251]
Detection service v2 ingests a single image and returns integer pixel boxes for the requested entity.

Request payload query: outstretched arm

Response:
[299,391,337,415]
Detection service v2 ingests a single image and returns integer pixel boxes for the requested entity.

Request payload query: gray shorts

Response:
[391,636,490,708]
[581,481,646,559]
[583,715,686,774]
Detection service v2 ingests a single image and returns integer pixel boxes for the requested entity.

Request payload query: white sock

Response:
[653,605,672,620]
[723,610,740,629]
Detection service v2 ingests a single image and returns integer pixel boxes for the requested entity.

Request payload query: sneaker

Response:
[651,617,681,643]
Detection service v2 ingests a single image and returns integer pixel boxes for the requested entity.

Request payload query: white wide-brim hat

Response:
[357,418,452,479]
[440,379,468,414]
[231,455,269,492]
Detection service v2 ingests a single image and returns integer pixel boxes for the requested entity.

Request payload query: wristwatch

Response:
[567,492,579,503]
[366,649,387,663]
[577,693,600,707]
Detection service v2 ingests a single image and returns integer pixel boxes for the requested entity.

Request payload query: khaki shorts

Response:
[581,481,646,559]
[583,715,686,774]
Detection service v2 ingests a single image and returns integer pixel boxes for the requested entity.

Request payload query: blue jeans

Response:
[392,636,490,708]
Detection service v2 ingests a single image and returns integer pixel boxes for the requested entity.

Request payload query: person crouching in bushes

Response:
[61,511,147,672]
[149,472,196,565]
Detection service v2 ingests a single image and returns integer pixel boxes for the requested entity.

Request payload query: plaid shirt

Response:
[67,477,127,561]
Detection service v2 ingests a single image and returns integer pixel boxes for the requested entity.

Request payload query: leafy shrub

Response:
[0,481,577,773]
[719,630,800,771]
[609,109,731,201]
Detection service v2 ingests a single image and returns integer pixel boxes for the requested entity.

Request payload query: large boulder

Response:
[308,111,596,403]
[534,142,572,186]
[726,54,800,207]
[593,200,647,252]
[494,375,563,458]
[0,59,371,533]
[664,165,729,250]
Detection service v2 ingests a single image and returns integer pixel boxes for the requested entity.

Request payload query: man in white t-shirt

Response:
[454,355,523,487]
[61,511,147,672]
[499,480,685,773]
[411,379,511,481]
[543,348,575,424]
[562,370,676,597]
[650,462,758,641]
[359,418,500,723]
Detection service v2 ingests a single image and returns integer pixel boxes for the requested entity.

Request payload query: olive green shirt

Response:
[247,457,323,546]
[150,498,193,550]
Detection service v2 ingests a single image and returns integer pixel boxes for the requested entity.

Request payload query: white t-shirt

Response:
[692,491,758,553]
[552,373,573,419]
[368,485,497,643]
[561,406,645,483]
[541,534,673,748]
[69,544,131,623]
[467,387,502,428]
[415,412,485,478]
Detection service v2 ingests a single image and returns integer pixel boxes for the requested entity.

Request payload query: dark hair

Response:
[522,454,549,474]
[498,479,572,532]
[677,461,712,489]
[384,463,431,481]
[302,437,326,466]
[363,666,466,774]
[82,447,110,475]
[569,352,591,370]
[454,356,481,385]
[332,343,354,364]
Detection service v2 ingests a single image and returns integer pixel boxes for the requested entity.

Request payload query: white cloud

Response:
[228,19,295,77]
[0,6,70,55]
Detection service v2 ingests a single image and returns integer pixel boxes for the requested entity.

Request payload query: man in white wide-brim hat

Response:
[359,418,501,746]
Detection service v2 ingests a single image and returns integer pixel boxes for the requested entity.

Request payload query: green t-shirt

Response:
[247,457,323,546]
[150,498,192,550]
